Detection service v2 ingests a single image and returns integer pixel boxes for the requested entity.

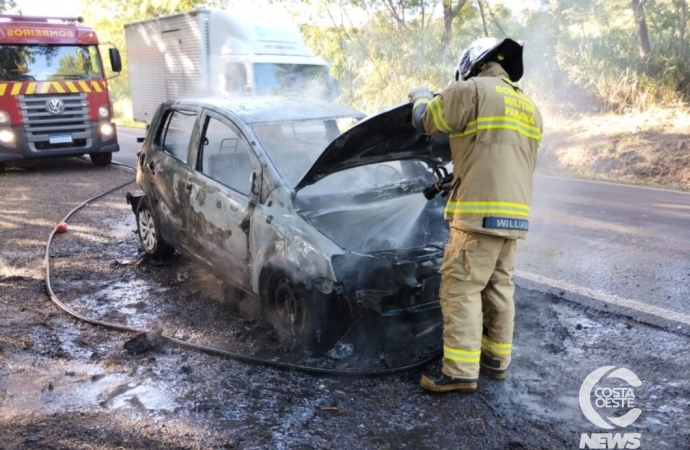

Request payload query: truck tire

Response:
[90,152,112,166]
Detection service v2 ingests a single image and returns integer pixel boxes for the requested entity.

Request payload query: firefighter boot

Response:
[420,373,478,393]
[480,353,507,380]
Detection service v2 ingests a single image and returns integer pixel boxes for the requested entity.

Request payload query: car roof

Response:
[173,96,366,125]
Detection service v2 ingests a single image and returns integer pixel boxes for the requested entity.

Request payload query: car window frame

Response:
[156,106,202,165]
[192,108,262,201]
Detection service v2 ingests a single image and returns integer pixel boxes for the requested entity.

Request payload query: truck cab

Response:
[205,10,336,99]
[0,15,121,171]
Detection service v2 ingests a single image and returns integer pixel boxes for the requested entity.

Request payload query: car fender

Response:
[250,186,340,295]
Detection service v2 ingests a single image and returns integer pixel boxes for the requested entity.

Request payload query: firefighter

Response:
[409,37,543,393]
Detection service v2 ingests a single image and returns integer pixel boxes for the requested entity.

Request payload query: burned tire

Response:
[265,270,328,351]
[136,200,174,259]
[90,152,112,166]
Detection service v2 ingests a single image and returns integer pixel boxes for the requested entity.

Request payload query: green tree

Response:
[82,0,690,117]
[81,0,209,103]
[0,0,16,13]
[297,0,480,112]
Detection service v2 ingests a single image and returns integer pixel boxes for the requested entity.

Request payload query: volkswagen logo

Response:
[46,99,65,115]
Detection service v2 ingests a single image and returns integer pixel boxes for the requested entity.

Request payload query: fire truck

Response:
[0,15,122,172]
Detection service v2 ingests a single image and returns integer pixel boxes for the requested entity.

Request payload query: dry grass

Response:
[538,105,690,191]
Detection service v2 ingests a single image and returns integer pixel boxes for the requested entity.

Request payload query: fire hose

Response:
[44,162,442,376]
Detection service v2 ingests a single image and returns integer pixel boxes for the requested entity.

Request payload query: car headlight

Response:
[100,123,114,136]
[0,111,9,124]
[98,105,110,119]
[0,129,15,143]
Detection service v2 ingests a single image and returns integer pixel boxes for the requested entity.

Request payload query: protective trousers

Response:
[439,227,517,380]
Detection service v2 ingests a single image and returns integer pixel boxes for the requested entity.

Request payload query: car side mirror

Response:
[109,48,122,73]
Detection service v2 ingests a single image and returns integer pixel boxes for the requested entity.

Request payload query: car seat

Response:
[209,152,252,194]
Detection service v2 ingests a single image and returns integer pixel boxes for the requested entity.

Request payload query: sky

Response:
[9,0,82,17]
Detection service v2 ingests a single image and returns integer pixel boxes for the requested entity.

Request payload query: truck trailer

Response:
[125,8,336,125]
[0,15,122,171]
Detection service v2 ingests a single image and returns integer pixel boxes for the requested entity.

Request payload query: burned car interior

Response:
[199,115,254,194]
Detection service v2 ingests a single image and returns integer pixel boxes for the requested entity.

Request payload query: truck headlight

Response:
[0,129,15,143]
[98,105,110,119]
[0,111,9,124]
[100,123,114,136]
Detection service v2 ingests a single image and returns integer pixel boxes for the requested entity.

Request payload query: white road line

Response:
[535,174,690,195]
[515,269,690,326]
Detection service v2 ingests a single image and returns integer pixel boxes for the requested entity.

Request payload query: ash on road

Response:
[0,159,688,450]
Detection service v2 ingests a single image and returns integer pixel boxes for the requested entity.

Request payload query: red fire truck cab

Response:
[0,15,121,172]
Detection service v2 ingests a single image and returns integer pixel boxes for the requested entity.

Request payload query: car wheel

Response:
[0,162,6,173]
[267,271,325,350]
[136,200,174,259]
[90,152,112,166]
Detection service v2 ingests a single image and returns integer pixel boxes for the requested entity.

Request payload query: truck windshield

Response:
[253,63,333,100]
[0,45,103,81]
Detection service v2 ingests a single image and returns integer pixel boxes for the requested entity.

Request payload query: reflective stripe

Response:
[443,345,481,363]
[428,96,453,133]
[481,338,512,356]
[451,116,542,141]
[0,80,108,95]
[413,97,430,108]
[445,201,530,217]
[500,78,533,103]
[412,98,429,131]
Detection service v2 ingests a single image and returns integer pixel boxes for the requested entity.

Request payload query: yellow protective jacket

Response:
[413,63,543,239]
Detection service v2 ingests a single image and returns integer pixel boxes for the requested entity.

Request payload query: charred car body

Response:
[127,96,451,350]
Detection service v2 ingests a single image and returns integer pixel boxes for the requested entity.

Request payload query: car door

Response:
[144,106,200,250]
[184,109,262,289]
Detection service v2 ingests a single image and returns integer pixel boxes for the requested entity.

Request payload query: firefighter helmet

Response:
[455,37,524,82]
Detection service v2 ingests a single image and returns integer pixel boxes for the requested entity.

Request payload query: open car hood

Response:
[294,102,451,191]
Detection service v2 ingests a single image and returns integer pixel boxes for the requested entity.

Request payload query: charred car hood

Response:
[294,102,451,191]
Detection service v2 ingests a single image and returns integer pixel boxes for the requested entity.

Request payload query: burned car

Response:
[127,96,451,350]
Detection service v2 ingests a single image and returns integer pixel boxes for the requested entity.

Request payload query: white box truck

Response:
[124,8,337,124]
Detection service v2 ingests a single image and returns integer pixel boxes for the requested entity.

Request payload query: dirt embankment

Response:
[539,107,690,190]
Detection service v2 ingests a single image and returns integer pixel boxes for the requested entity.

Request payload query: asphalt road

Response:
[518,176,690,318]
[114,127,690,320]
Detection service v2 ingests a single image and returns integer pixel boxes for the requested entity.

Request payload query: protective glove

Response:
[408,86,433,103]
